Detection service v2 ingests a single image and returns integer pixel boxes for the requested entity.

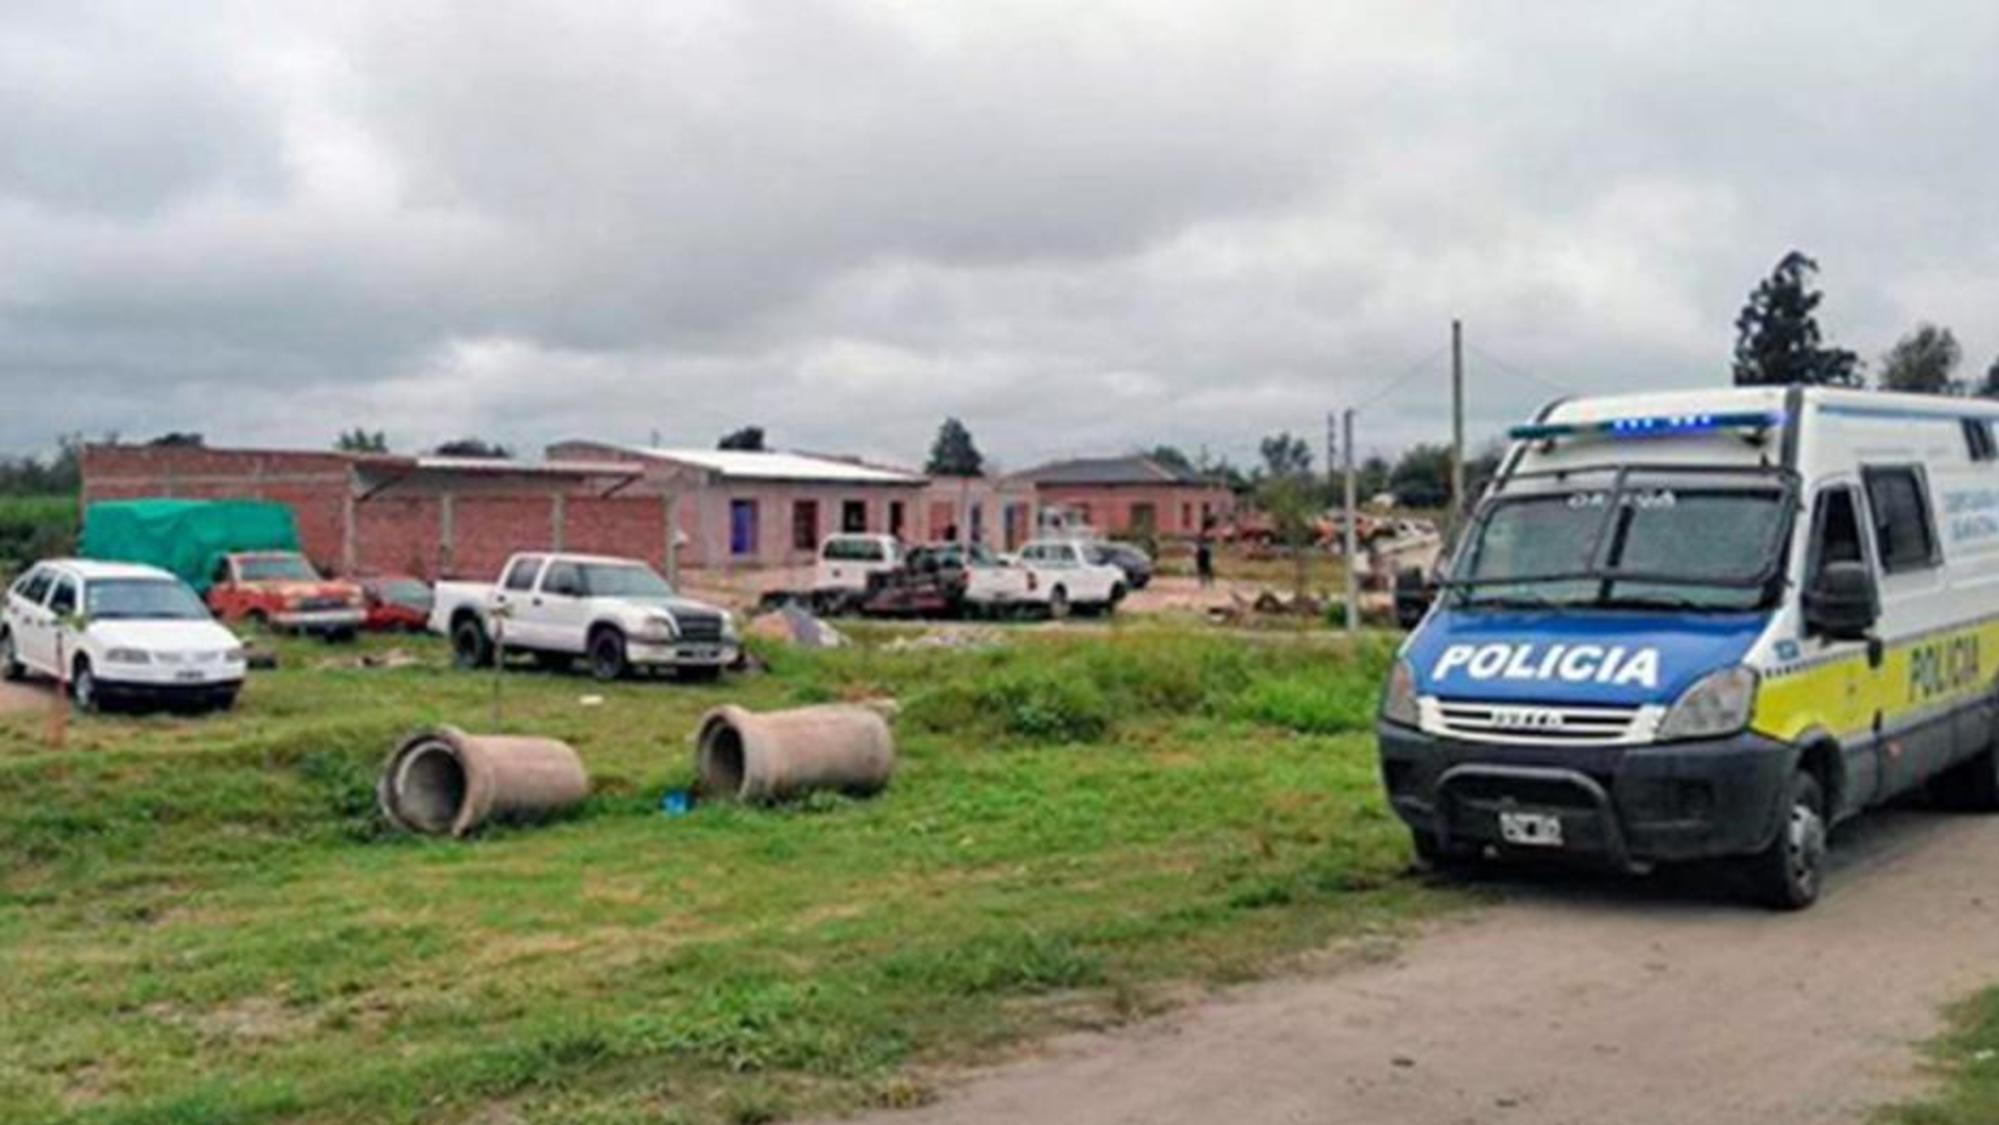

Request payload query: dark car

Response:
[358,575,434,632]
[1086,542,1153,590]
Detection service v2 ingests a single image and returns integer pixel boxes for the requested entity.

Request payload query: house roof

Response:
[1012,455,1210,487]
[588,444,928,485]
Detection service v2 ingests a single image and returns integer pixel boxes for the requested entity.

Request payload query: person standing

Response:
[1195,532,1215,588]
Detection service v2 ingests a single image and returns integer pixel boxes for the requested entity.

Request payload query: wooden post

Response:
[439,491,456,578]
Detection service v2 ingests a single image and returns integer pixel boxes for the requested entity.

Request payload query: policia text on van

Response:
[1378,386,1999,909]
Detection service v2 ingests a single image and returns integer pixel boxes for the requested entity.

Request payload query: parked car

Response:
[357,575,434,632]
[206,551,365,640]
[431,552,738,681]
[1013,539,1127,618]
[1086,541,1154,590]
[1,560,246,712]
[813,534,904,610]
[856,542,1037,618]
[918,542,1037,615]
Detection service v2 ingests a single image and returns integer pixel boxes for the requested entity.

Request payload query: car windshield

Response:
[577,563,674,598]
[87,579,211,621]
[1454,481,1790,611]
[379,580,433,609]
[239,555,318,581]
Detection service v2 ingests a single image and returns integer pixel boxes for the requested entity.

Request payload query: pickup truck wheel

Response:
[451,617,493,669]
[0,629,20,682]
[1048,586,1069,621]
[589,629,629,682]
[1741,770,1827,911]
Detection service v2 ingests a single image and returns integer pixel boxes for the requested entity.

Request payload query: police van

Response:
[1379,385,1999,909]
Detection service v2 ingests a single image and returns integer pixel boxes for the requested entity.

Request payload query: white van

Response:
[2,560,247,712]
[1380,386,1999,909]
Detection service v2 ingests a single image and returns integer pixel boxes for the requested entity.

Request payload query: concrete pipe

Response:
[378,726,590,837]
[695,704,896,804]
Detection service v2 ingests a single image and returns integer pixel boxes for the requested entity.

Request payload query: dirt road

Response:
[850,809,1999,1125]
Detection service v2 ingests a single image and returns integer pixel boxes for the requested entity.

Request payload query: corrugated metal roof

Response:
[599,445,927,485]
[1014,455,1204,486]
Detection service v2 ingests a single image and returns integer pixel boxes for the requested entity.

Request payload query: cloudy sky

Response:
[4,0,1996,470]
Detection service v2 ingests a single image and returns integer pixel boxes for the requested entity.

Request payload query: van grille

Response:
[1423,699,1654,747]
[675,612,725,643]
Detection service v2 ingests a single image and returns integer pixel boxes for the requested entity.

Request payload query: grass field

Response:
[0,622,1447,1124]
[1882,990,1999,1124]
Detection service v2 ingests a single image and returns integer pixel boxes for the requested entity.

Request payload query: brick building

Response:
[1009,455,1233,539]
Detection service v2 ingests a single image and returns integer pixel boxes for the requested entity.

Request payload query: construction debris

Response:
[377,726,589,837]
[694,703,895,804]
[880,627,1003,653]
[315,648,420,671]
[744,604,849,649]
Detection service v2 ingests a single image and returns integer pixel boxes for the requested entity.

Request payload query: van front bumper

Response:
[1377,722,1795,866]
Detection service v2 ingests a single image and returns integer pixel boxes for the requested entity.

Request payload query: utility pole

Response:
[1450,318,1466,531]
[1342,409,1358,637]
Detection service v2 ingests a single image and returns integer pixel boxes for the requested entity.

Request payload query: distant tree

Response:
[717,426,767,451]
[1389,444,1454,509]
[1731,251,1861,387]
[1256,472,1320,605]
[1978,357,1999,399]
[0,434,83,497]
[1356,455,1392,500]
[433,438,512,459]
[1257,432,1313,480]
[147,432,204,448]
[1145,445,1196,477]
[335,428,389,453]
[925,417,984,477]
[1879,324,1964,395]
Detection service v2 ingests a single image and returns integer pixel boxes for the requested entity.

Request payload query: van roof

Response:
[1542,385,1999,428]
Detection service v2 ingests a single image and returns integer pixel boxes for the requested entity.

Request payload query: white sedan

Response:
[2,560,247,712]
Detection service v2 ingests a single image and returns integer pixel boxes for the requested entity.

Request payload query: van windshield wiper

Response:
[1593,593,1742,613]
[1458,591,1573,611]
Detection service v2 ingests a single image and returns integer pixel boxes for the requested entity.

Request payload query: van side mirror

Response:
[1803,561,1878,641]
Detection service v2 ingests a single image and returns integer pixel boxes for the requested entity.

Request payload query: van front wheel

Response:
[1742,771,1827,911]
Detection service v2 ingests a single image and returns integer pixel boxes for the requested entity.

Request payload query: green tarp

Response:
[80,499,300,593]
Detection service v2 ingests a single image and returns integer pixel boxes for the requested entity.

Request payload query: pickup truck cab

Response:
[431,552,738,681]
[917,542,1035,613]
[2,560,246,712]
[814,535,903,599]
[207,551,364,640]
[1014,538,1127,618]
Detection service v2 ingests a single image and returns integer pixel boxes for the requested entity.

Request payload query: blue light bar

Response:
[1509,410,1784,442]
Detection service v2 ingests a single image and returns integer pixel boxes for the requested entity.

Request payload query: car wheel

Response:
[451,617,493,669]
[0,629,21,682]
[71,658,100,714]
[1049,586,1069,620]
[324,627,357,645]
[1742,770,1827,911]
[589,629,629,682]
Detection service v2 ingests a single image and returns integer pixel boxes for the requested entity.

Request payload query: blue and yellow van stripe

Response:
[1752,616,1995,743]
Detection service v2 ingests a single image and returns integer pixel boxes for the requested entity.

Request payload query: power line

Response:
[1465,343,1576,396]
[1352,344,1450,412]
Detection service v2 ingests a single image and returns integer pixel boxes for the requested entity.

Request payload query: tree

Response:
[1978,357,1999,399]
[925,417,984,477]
[433,438,512,459]
[147,432,204,447]
[1257,432,1313,480]
[717,426,767,451]
[1731,251,1861,387]
[1146,445,1196,478]
[1878,324,1963,395]
[1355,455,1392,501]
[335,428,389,453]
[1388,444,1453,509]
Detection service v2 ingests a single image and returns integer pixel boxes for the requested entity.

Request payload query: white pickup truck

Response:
[1012,538,1128,618]
[430,552,739,681]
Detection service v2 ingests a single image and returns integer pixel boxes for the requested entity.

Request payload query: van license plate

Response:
[1499,811,1564,848]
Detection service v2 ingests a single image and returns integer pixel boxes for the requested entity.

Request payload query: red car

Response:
[357,575,435,632]
[207,551,366,639]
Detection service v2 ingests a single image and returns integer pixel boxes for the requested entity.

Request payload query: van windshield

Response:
[1453,478,1792,612]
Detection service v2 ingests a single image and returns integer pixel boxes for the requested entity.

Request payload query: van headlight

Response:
[1381,659,1420,728]
[1658,665,1758,741]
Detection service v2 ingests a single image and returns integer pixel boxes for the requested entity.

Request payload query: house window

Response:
[842,499,867,533]
[969,502,985,543]
[889,500,906,538]
[1862,466,1938,573]
[1181,502,1193,530]
[729,499,759,557]
[792,500,819,552]
[1131,502,1156,532]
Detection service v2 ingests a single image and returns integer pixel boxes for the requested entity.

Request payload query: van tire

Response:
[1742,770,1827,911]
[1411,830,1481,875]
[1938,744,1999,812]
[451,616,493,669]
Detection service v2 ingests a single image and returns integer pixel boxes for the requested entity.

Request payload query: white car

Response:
[1014,538,1128,617]
[813,534,903,599]
[430,552,739,681]
[1,560,247,712]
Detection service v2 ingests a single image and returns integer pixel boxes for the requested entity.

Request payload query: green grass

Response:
[0,622,1447,1124]
[1881,990,1999,1124]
